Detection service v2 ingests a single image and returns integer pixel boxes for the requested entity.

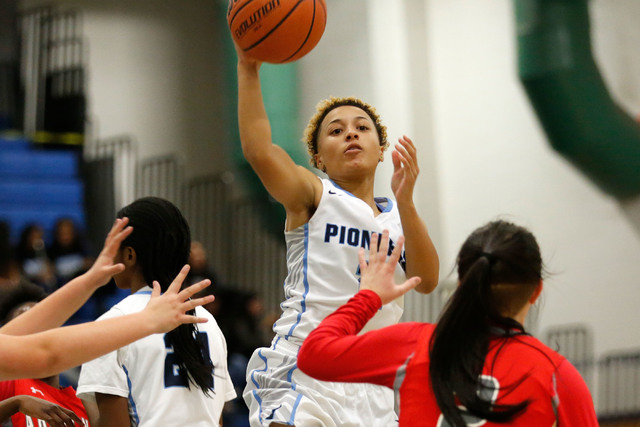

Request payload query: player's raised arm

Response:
[236,48,320,219]
[0,273,213,381]
[391,135,439,293]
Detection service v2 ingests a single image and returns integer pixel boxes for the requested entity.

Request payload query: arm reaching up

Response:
[0,265,213,381]
[0,218,133,336]
[390,136,439,294]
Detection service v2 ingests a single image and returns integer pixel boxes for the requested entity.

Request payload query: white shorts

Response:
[244,336,398,427]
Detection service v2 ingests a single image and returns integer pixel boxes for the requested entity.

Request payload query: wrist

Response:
[358,289,383,308]
[134,311,158,335]
[396,200,417,214]
[237,59,260,74]
[5,395,22,414]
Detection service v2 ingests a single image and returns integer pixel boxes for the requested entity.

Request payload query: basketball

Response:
[228,0,327,64]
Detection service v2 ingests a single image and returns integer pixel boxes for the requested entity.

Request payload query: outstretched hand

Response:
[83,218,133,290]
[358,230,421,305]
[13,395,83,427]
[143,265,215,333]
[390,135,419,206]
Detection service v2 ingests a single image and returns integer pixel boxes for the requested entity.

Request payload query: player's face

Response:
[315,106,383,177]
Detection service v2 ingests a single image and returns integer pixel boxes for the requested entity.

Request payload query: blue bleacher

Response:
[0,134,85,244]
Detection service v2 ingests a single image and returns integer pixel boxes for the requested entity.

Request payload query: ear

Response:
[122,246,137,267]
[314,153,322,168]
[379,148,385,163]
[529,280,543,304]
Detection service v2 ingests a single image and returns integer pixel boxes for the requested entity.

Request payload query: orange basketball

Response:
[228,0,327,64]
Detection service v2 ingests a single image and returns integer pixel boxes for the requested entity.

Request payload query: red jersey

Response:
[298,290,599,426]
[0,378,89,427]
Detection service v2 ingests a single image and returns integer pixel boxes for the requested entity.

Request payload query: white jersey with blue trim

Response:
[273,178,405,345]
[76,287,236,427]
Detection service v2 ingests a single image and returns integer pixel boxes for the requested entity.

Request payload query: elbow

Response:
[415,279,438,294]
[297,343,322,380]
[22,346,61,380]
[241,144,270,170]
[39,346,63,379]
[414,268,439,294]
[297,346,312,375]
[410,265,439,294]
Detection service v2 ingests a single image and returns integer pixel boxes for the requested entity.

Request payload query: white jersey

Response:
[76,287,236,427]
[273,178,405,344]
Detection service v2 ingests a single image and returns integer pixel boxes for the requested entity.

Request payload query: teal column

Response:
[514,0,640,199]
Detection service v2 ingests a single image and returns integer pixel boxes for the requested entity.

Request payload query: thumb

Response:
[106,263,126,276]
[151,281,161,298]
[392,150,402,171]
[397,277,421,296]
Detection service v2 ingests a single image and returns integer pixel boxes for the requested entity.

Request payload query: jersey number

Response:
[26,416,89,427]
[163,332,214,389]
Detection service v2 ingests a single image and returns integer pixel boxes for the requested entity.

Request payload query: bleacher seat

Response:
[0,134,85,244]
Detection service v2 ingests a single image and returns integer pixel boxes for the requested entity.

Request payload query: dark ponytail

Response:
[117,197,214,395]
[429,220,543,426]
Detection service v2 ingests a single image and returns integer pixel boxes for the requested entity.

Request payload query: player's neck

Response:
[331,176,376,211]
[129,272,148,294]
[37,375,59,388]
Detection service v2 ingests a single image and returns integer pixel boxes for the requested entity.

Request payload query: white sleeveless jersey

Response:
[273,178,405,345]
[76,287,236,427]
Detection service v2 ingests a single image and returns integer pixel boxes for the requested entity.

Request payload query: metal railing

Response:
[544,323,595,389]
[599,349,640,420]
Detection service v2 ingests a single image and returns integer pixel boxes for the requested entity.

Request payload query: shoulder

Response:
[514,335,566,365]
[195,307,224,336]
[97,293,142,319]
[554,357,598,424]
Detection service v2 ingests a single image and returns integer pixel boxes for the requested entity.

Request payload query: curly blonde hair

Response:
[303,96,389,168]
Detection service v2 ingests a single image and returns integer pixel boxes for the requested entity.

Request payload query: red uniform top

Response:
[298,290,599,426]
[0,378,89,427]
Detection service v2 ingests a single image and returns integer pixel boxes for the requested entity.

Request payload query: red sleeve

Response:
[555,359,599,426]
[298,290,427,388]
[0,380,15,400]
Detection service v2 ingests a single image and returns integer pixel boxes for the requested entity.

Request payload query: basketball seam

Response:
[282,0,324,63]
[243,0,306,54]
[228,0,256,28]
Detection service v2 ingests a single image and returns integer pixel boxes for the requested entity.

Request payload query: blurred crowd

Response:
[1,219,271,427]
[1,218,93,294]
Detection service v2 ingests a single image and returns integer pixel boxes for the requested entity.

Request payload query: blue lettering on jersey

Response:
[324,223,406,271]
[163,332,214,389]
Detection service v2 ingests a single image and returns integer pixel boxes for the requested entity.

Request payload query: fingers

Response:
[377,230,390,264]
[101,217,133,257]
[398,276,422,295]
[151,281,161,298]
[188,294,215,310]
[104,217,129,245]
[368,231,380,263]
[179,278,211,300]
[104,263,126,277]
[358,247,368,275]
[167,265,191,293]
[388,235,405,266]
[394,136,418,171]
[179,314,210,325]
[46,405,82,426]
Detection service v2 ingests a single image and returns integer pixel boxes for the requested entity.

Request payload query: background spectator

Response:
[13,224,54,290]
[47,217,94,288]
